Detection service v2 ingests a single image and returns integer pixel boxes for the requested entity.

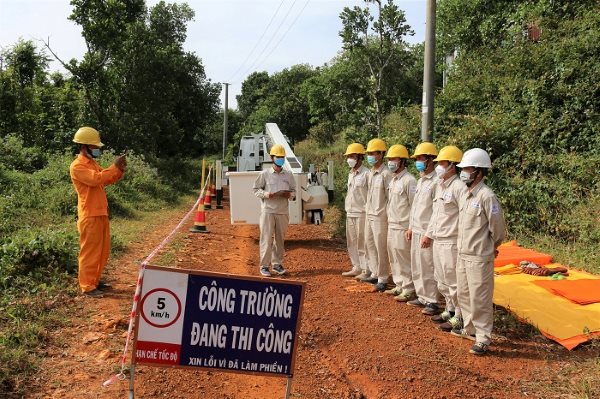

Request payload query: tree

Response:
[339,0,413,136]
[203,108,242,155]
[434,0,600,243]
[236,71,270,121]
[44,0,220,156]
[301,44,421,139]
[236,65,317,143]
[0,40,82,150]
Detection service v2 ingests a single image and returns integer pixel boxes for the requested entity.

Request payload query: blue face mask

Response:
[90,148,101,158]
[274,158,285,167]
[415,160,427,172]
[367,155,377,166]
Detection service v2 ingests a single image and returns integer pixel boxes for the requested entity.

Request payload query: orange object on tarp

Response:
[494,269,600,350]
[494,241,553,267]
[532,279,600,305]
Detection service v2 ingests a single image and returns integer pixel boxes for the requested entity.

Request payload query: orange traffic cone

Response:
[203,189,212,210]
[210,169,217,199]
[204,174,212,210]
[190,197,209,233]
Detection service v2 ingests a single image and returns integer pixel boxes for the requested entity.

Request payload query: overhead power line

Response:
[237,0,300,81]
[226,0,287,83]
[253,0,311,72]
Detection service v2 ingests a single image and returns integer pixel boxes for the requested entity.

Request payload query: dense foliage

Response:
[0,1,221,157]
[432,0,600,247]
[0,1,215,393]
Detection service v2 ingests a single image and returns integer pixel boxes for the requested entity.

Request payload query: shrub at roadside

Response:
[0,141,201,396]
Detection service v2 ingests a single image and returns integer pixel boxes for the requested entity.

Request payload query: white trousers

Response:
[410,231,438,304]
[456,256,494,345]
[259,213,289,267]
[387,227,414,293]
[433,241,460,315]
[365,217,390,283]
[346,214,367,272]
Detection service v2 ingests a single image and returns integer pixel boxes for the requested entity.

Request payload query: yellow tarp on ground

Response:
[494,269,600,350]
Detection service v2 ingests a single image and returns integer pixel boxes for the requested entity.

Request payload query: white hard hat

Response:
[457,148,492,169]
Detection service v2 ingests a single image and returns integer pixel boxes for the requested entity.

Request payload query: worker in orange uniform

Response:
[70,127,127,298]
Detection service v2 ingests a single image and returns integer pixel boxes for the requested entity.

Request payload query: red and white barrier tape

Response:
[103,166,213,387]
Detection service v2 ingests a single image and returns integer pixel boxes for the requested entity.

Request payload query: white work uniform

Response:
[365,163,393,283]
[345,165,369,273]
[409,170,438,304]
[426,174,466,314]
[456,181,506,345]
[253,168,296,268]
[387,168,417,292]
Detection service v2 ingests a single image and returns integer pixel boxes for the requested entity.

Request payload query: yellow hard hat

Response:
[269,144,286,157]
[434,145,463,163]
[73,127,104,147]
[386,144,409,159]
[366,138,387,152]
[411,142,438,158]
[344,143,366,155]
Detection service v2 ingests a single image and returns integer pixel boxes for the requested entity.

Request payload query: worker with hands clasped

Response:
[450,148,506,356]
[69,127,127,298]
[361,138,393,292]
[253,144,296,277]
[384,145,418,301]
[405,142,441,315]
[341,143,370,278]
[424,146,466,331]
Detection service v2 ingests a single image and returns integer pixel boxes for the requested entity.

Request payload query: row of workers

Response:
[342,139,506,355]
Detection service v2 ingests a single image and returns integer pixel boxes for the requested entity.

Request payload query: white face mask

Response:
[460,170,475,186]
[387,161,399,172]
[347,158,357,168]
[435,165,447,178]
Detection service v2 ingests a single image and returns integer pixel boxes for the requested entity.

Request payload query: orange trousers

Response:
[77,216,110,293]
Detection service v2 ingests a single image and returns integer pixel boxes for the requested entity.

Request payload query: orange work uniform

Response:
[69,154,123,293]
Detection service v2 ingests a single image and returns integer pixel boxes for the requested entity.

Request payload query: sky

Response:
[0,0,427,109]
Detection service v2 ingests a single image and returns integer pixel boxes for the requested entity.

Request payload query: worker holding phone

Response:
[70,127,127,297]
[253,144,296,277]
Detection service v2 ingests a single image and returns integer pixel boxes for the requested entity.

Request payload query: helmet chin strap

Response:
[82,145,92,158]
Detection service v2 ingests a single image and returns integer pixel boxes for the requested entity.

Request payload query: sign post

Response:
[130,265,306,398]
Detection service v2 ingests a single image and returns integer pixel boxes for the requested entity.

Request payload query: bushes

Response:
[0,134,47,173]
[0,228,78,286]
[433,1,600,249]
[0,144,199,280]
[0,143,200,396]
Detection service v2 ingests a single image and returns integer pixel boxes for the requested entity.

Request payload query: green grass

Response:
[0,146,202,396]
[0,195,199,396]
[0,271,76,395]
[519,234,600,276]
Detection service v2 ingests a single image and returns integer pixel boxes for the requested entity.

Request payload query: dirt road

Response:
[29,198,598,399]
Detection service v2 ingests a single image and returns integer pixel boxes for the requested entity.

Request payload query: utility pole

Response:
[222,82,230,159]
[420,0,436,142]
